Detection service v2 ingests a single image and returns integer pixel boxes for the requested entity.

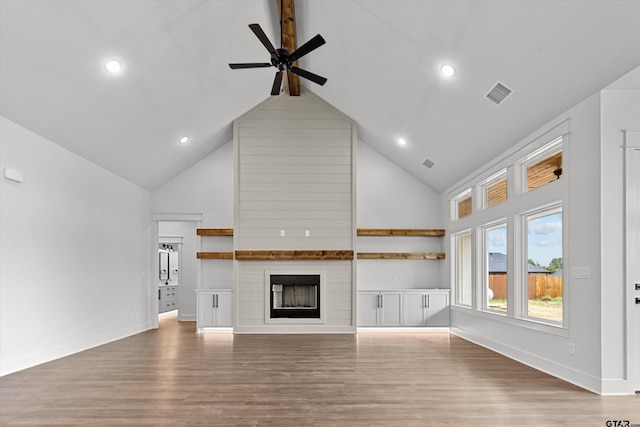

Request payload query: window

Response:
[524,206,563,323]
[454,231,472,307]
[453,189,472,219]
[523,137,563,192]
[448,122,568,331]
[482,169,507,208]
[484,222,507,313]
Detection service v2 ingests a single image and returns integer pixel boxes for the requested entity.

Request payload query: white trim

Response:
[150,213,202,222]
[357,327,450,333]
[159,236,183,245]
[233,326,356,334]
[623,131,640,393]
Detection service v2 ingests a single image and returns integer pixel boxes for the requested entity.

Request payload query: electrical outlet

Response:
[572,266,590,279]
[568,343,575,354]
[280,229,285,237]
[393,273,398,281]
[305,230,310,237]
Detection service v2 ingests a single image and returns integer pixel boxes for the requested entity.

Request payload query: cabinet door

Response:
[358,292,380,326]
[197,292,216,328]
[380,292,402,326]
[404,292,427,326]
[215,292,233,327]
[426,292,449,326]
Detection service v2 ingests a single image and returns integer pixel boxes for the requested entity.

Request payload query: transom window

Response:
[523,137,563,192]
[482,169,507,209]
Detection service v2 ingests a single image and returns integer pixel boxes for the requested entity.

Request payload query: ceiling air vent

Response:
[485,82,512,106]
[422,158,435,169]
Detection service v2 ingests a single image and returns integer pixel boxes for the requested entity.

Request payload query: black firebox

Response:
[269,274,321,319]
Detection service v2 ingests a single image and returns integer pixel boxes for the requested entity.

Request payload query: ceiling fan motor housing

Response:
[271,49,292,70]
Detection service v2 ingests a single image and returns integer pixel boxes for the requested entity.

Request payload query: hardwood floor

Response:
[1,313,637,426]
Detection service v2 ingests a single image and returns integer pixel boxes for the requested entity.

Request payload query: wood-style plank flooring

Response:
[1,313,638,426]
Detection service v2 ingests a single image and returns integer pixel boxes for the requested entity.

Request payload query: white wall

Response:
[0,116,151,376]
[357,141,444,290]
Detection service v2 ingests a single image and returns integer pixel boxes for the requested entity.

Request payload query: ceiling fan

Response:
[229,22,327,95]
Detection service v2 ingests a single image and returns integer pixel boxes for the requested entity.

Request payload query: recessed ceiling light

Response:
[397,137,407,146]
[441,64,455,78]
[179,136,189,144]
[105,59,122,73]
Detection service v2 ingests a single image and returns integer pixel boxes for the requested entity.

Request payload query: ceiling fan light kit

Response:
[229,23,327,95]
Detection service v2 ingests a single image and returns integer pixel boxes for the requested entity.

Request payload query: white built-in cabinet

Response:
[196,289,233,330]
[358,291,403,326]
[357,289,450,328]
[403,290,450,327]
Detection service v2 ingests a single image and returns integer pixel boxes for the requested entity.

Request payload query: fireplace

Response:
[269,274,321,319]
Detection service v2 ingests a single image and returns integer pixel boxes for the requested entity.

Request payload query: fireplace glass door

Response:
[270,274,321,318]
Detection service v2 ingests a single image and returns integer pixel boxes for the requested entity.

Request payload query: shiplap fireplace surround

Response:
[233,91,357,334]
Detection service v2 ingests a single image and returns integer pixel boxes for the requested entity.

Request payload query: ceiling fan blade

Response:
[229,63,272,69]
[249,23,277,55]
[289,66,327,86]
[288,34,326,62]
[271,71,284,95]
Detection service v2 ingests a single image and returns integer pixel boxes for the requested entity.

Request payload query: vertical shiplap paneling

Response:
[236,95,354,251]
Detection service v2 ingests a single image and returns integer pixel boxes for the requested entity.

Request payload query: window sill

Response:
[450,305,569,337]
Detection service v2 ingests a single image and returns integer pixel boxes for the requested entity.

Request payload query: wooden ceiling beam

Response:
[277,0,300,96]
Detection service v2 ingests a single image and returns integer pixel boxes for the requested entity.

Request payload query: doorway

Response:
[150,215,202,329]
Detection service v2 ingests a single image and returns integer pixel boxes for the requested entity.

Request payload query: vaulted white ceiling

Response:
[1,0,639,192]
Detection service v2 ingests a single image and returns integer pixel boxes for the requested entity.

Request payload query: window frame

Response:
[521,203,563,325]
[481,220,508,315]
[452,230,473,308]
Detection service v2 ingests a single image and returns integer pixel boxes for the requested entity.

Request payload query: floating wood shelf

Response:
[357,252,445,260]
[235,250,354,261]
[357,229,445,237]
[197,228,234,236]
[197,252,234,260]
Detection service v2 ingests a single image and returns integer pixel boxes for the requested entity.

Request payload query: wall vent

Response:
[422,158,435,169]
[485,82,512,106]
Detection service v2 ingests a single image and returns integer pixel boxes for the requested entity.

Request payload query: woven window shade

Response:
[486,178,507,208]
[527,151,562,191]
[458,196,472,218]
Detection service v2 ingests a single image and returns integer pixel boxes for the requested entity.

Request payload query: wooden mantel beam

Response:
[277,0,300,96]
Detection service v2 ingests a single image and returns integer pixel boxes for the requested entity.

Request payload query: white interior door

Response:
[625,131,640,393]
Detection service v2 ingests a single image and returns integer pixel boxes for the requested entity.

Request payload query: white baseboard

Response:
[0,321,151,377]
[233,325,356,334]
[450,327,605,395]
[357,327,450,333]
